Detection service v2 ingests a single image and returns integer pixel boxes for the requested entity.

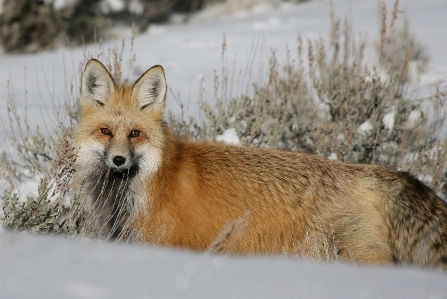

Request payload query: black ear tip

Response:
[85,59,106,71]
[87,58,101,64]
[134,64,167,87]
[149,65,165,74]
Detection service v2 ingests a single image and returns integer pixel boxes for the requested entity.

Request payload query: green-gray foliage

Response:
[168,7,447,194]
[2,179,61,233]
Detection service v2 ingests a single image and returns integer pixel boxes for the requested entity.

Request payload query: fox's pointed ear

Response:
[132,65,167,115]
[80,59,115,108]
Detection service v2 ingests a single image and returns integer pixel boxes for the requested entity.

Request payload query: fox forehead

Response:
[109,84,135,107]
[81,85,153,127]
[81,84,136,114]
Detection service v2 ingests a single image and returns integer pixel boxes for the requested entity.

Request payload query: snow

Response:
[1,230,446,299]
[1,0,447,297]
[406,109,424,129]
[100,0,125,14]
[193,0,281,21]
[382,109,396,131]
[364,69,390,84]
[357,120,373,136]
[128,0,144,16]
[215,128,240,145]
[53,0,78,11]
[12,179,40,203]
[328,153,338,161]
[418,174,433,185]
[11,176,62,205]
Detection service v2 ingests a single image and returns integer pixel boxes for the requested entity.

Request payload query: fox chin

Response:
[72,59,447,271]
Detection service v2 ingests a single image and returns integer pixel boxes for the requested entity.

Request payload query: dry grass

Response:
[0,26,139,237]
[207,211,251,254]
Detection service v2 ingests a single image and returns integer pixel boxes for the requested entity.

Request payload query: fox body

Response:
[73,59,447,270]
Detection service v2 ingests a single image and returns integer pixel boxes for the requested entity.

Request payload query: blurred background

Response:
[0,0,308,53]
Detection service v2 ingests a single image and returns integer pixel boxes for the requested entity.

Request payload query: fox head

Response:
[75,59,167,180]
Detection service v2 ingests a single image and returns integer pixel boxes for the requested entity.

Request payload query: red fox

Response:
[73,59,447,270]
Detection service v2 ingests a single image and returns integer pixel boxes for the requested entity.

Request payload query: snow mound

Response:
[216,128,240,145]
[1,231,446,299]
[405,109,424,130]
[357,120,373,135]
[13,180,40,203]
[383,109,396,131]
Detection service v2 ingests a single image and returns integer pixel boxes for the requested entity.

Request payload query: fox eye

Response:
[129,130,140,138]
[100,128,111,135]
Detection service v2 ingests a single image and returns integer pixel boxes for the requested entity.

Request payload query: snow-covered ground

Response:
[1,230,446,299]
[1,0,447,297]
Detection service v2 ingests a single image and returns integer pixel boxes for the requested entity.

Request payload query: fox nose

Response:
[113,156,126,167]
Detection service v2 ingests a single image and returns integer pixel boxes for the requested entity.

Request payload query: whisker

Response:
[106,172,131,240]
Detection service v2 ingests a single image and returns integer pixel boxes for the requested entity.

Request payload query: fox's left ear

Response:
[132,65,167,115]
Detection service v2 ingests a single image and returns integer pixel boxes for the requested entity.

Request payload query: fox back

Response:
[74,59,447,270]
